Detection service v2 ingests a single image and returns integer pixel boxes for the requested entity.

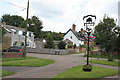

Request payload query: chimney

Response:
[72,23,76,31]
[81,28,85,33]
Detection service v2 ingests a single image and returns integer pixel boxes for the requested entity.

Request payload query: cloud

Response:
[0,0,119,33]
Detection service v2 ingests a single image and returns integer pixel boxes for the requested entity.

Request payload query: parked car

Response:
[8,46,24,52]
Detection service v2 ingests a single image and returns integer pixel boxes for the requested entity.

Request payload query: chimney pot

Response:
[72,24,76,31]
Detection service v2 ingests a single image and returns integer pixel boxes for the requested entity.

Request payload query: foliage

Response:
[1,14,24,27]
[83,64,92,69]
[79,45,87,48]
[57,41,66,49]
[44,33,55,49]
[53,65,119,78]
[2,58,55,67]
[2,27,6,36]
[43,31,63,40]
[94,15,117,53]
[0,27,6,42]
[68,45,73,48]
[20,16,43,38]
[108,54,114,61]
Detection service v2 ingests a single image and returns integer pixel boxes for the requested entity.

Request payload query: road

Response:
[3,53,86,78]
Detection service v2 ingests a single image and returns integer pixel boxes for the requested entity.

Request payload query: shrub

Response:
[44,33,55,49]
[108,54,114,61]
[57,41,66,49]
[79,45,87,48]
[68,45,73,48]
[2,53,5,55]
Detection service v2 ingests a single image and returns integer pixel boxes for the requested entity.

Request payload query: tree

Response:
[94,15,117,54]
[20,16,43,38]
[1,14,24,27]
[44,33,55,49]
[57,41,66,49]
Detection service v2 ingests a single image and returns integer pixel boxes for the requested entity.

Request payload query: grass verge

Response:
[2,57,37,62]
[88,59,119,67]
[52,65,119,79]
[2,58,55,67]
[84,54,119,59]
[1,70,16,77]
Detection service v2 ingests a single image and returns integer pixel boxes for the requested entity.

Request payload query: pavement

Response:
[2,53,120,79]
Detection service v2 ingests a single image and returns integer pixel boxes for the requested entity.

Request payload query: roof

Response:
[3,25,33,33]
[4,25,25,31]
[64,29,93,41]
[64,29,84,41]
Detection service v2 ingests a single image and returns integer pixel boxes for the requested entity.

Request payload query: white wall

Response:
[64,30,84,46]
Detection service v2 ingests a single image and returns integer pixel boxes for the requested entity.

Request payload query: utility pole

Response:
[23,0,29,57]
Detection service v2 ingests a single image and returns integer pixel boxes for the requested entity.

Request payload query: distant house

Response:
[63,24,92,47]
[3,25,36,48]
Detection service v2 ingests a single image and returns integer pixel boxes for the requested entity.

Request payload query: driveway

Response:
[3,53,86,78]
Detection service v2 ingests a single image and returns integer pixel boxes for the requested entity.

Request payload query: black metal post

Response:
[87,32,90,65]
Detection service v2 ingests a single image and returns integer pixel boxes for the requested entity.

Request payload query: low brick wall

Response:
[92,51,98,55]
[79,48,86,52]
[2,52,23,58]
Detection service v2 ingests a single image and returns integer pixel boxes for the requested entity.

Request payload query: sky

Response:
[0,0,119,33]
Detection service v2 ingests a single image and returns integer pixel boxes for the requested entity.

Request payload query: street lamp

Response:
[83,15,96,65]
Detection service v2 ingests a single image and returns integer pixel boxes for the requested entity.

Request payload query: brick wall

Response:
[2,52,23,58]
[79,48,86,52]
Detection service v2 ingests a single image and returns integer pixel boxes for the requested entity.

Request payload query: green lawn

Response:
[2,58,55,67]
[89,59,119,67]
[53,65,119,79]
[84,54,119,59]
[2,57,37,62]
[1,70,16,77]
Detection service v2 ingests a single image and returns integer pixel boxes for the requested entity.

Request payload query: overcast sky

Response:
[0,0,119,33]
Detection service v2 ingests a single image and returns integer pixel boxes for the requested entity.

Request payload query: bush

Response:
[44,33,55,49]
[68,45,73,48]
[79,45,87,48]
[2,53,5,55]
[108,54,114,61]
[57,41,66,49]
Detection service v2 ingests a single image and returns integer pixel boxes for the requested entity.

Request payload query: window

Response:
[27,42,29,46]
[13,41,18,46]
[14,30,18,34]
[29,33,31,37]
[21,42,24,46]
[22,32,26,36]
[71,36,72,39]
